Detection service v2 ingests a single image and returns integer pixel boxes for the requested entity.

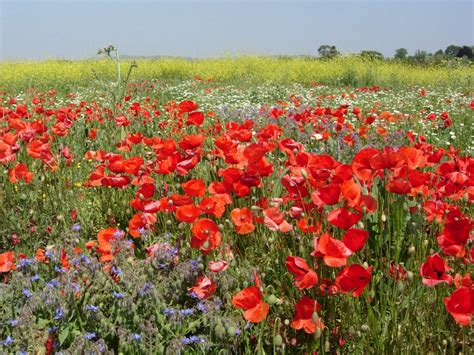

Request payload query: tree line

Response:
[317,44,474,64]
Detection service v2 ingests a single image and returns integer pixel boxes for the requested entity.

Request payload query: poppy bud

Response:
[312,312,319,324]
[251,205,260,211]
[381,214,386,222]
[218,224,224,231]
[315,328,322,339]
[363,262,369,269]
[361,324,370,332]
[407,271,414,281]
[284,319,290,326]
[408,245,415,254]
[178,222,186,230]
[324,340,330,352]
[442,339,448,346]
[167,199,173,206]
[166,220,172,226]
[214,325,226,338]
[227,326,236,337]
[274,334,283,347]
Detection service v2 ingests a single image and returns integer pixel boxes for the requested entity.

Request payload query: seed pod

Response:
[274,334,283,347]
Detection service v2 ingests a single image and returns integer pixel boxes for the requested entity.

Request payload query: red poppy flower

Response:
[188,275,217,300]
[181,179,206,197]
[312,233,352,267]
[178,134,205,150]
[0,251,15,273]
[97,228,125,262]
[335,264,372,297]
[176,204,201,223]
[285,256,318,289]
[327,207,362,229]
[263,207,292,233]
[208,260,228,272]
[191,218,221,254]
[232,286,269,323]
[420,253,453,287]
[342,228,369,253]
[437,219,471,257]
[312,183,340,206]
[291,296,325,334]
[444,286,473,326]
[8,163,33,184]
[186,111,204,126]
[230,208,255,234]
[178,100,198,113]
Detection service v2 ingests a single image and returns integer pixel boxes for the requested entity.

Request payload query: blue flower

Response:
[86,304,99,312]
[54,307,64,320]
[45,250,55,259]
[163,308,176,316]
[31,274,39,282]
[84,332,96,340]
[45,279,60,288]
[179,308,194,316]
[132,333,141,341]
[113,292,124,299]
[16,258,33,269]
[22,288,33,298]
[8,319,19,327]
[1,335,13,346]
[196,301,208,313]
[71,223,81,231]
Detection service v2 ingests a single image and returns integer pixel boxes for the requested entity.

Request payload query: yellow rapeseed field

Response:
[0,56,472,89]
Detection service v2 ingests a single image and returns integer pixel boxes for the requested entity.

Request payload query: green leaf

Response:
[36,318,49,329]
[59,327,70,345]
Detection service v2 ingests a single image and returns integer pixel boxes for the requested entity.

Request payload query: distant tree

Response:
[318,45,340,58]
[412,50,428,64]
[434,49,444,56]
[456,46,473,59]
[445,45,461,57]
[394,48,408,60]
[360,50,384,60]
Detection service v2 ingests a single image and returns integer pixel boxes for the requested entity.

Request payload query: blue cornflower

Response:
[71,223,81,231]
[196,301,208,313]
[132,333,141,341]
[31,274,39,282]
[179,308,194,316]
[45,279,60,288]
[84,332,96,340]
[22,288,33,298]
[139,282,153,297]
[16,258,33,268]
[80,254,91,265]
[113,292,124,299]
[86,304,99,312]
[163,308,176,316]
[8,319,19,327]
[45,250,55,259]
[54,266,66,273]
[70,282,80,293]
[2,335,13,346]
[54,307,64,320]
[111,266,123,276]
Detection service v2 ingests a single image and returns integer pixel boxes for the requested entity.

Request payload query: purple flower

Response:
[71,223,81,231]
[54,307,64,320]
[84,332,96,340]
[8,319,19,327]
[16,258,33,268]
[86,304,99,312]
[179,308,194,316]
[1,336,13,346]
[22,288,33,298]
[132,333,141,341]
[31,274,39,282]
[113,292,124,299]
[163,308,176,316]
[45,279,60,288]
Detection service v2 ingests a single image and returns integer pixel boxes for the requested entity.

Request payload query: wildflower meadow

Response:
[0,51,473,354]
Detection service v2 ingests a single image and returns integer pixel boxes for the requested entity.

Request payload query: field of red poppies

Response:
[0,77,472,353]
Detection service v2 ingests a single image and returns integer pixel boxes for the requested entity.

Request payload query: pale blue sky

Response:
[0,0,472,60]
